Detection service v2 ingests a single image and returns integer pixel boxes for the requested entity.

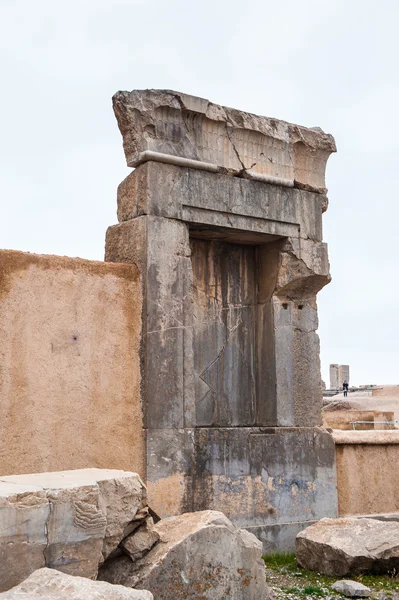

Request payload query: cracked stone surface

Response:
[0,469,146,592]
[112,89,336,192]
[0,568,153,600]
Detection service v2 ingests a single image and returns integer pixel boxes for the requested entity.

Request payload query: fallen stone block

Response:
[0,568,153,600]
[0,469,146,592]
[296,517,399,576]
[331,580,371,598]
[120,517,160,561]
[99,510,274,600]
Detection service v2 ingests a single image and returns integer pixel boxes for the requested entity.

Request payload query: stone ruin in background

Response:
[330,363,350,389]
[106,89,338,550]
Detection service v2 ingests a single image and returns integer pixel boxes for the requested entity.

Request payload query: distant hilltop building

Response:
[330,364,350,389]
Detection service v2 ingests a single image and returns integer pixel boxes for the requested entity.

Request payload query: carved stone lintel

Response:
[112,89,336,193]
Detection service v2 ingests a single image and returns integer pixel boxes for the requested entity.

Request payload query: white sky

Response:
[1,0,398,386]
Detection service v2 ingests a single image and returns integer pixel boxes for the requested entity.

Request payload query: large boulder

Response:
[99,510,274,600]
[0,469,147,591]
[0,568,153,600]
[296,517,399,575]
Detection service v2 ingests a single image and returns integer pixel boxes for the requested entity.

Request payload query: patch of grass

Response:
[281,586,301,594]
[262,552,298,571]
[280,584,328,597]
[357,570,399,592]
[263,552,399,596]
[302,585,325,597]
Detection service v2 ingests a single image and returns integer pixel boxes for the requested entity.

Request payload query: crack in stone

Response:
[43,497,53,566]
[198,306,243,386]
[224,121,258,177]
[225,122,246,173]
[147,325,190,335]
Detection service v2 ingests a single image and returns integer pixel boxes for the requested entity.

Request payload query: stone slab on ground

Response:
[331,580,371,597]
[0,469,146,592]
[0,568,153,600]
[296,517,399,576]
[99,510,274,600]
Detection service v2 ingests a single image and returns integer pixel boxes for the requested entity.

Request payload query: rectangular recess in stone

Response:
[191,239,257,427]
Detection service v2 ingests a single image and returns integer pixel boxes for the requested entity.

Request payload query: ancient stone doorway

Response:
[191,238,257,427]
[106,89,338,549]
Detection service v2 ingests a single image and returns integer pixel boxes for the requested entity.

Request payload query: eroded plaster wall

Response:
[334,432,399,516]
[0,251,144,476]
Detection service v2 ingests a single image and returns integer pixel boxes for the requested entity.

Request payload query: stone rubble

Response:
[0,568,153,600]
[120,517,160,562]
[99,510,275,600]
[331,579,371,598]
[0,469,273,599]
[0,469,147,592]
[296,517,399,576]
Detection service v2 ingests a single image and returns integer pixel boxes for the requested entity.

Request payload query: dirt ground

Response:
[324,386,399,421]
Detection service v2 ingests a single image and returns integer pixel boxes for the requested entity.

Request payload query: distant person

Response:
[343,380,349,397]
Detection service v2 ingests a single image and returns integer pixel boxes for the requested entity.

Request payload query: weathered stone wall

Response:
[333,431,399,515]
[0,251,144,476]
[183,427,337,553]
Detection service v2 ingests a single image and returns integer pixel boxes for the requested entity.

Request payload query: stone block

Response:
[296,517,399,575]
[248,520,318,554]
[115,162,324,242]
[146,428,194,519]
[112,89,335,192]
[331,580,371,598]
[99,510,274,600]
[106,216,195,430]
[183,428,337,529]
[120,517,160,561]
[0,469,146,591]
[0,568,153,599]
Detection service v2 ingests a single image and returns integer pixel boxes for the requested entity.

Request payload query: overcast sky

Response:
[1,0,398,386]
